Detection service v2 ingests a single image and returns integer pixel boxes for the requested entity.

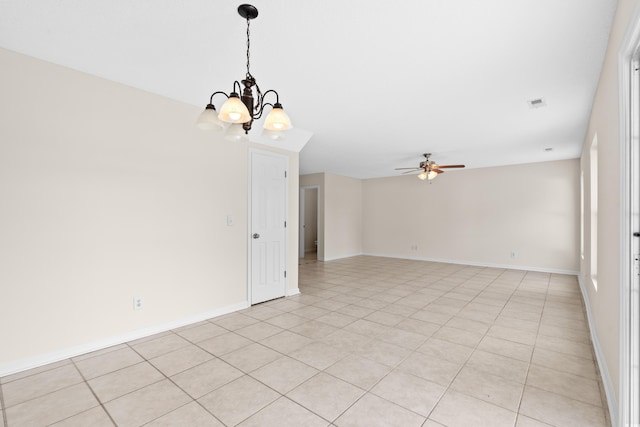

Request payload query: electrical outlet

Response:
[410,245,418,251]
[133,296,143,310]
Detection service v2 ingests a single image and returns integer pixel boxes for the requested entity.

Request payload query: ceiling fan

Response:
[395,153,465,181]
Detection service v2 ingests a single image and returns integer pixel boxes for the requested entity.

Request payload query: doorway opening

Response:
[299,186,319,264]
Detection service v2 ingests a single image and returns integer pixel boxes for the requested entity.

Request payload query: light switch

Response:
[227,215,234,226]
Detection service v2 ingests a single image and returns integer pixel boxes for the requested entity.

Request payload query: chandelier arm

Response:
[208,90,229,104]
[253,102,274,120]
[233,81,243,94]
[261,89,280,103]
[254,89,280,118]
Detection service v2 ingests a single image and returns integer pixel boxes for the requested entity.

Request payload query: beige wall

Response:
[324,174,363,260]
[299,173,363,261]
[286,156,300,294]
[0,48,299,374]
[580,0,637,408]
[363,160,579,272]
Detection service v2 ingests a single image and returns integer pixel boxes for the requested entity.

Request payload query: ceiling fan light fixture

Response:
[397,153,465,181]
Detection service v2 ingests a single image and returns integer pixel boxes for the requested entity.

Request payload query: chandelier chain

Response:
[246,17,253,79]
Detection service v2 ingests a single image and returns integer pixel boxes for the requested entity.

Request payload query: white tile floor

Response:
[0,256,609,426]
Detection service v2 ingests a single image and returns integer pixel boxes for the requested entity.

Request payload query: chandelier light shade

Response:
[218,93,251,123]
[263,103,292,130]
[196,104,225,130]
[196,4,292,138]
[224,123,250,141]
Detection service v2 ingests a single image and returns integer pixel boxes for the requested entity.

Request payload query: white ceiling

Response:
[0,0,617,179]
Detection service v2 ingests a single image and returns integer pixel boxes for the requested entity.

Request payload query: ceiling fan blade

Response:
[395,167,420,170]
[437,164,465,169]
[432,169,444,174]
[401,170,419,175]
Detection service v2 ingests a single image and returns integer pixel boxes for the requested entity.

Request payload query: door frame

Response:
[247,148,289,305]
[299,185,319,258]
[618,5,640,425]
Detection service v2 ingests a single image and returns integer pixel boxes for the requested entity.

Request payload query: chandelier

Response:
[196,4,292,139]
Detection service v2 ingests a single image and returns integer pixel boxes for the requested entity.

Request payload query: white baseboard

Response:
[287,287,301,296]
[322,252,365,262]
[361,252,579,275]
[577,275,617,427]
[0,300,250,378]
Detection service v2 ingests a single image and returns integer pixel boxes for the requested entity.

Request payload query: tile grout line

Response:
[515,275,551,424]
[0,359,75,387]
[68,358,119,427]
[124,336,229,427]
[2,356,140,425]
[70,332,225,426]
[0,363,92,420]
[422,267,521,423]
[189,325,365,426]
[512,271,549,426]
[128,322,360,426]
[517,273,611,417]
[283,269,440,424]
[272,283,424,423]
[0,379,7,427]
[321,265,510,423]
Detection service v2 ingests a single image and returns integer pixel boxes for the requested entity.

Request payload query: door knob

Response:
[253,233,260,239]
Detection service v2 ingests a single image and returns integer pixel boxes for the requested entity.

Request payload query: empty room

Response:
[1,1,639,426]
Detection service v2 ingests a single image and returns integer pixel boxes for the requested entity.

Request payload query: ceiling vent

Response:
[528,98,547,109]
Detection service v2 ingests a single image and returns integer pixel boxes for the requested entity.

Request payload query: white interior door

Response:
[250,150,287,304]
